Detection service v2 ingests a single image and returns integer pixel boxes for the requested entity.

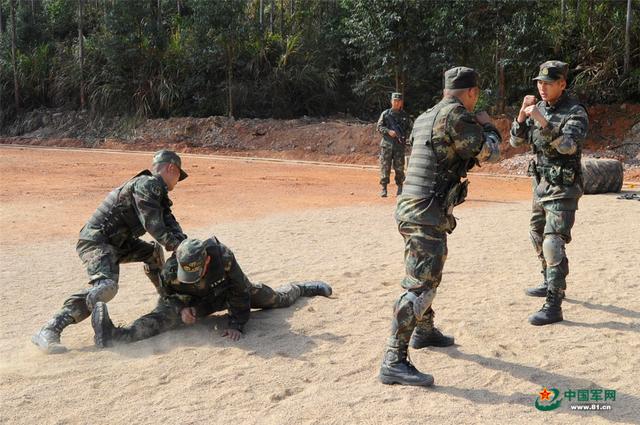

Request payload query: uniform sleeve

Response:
[448,107,501,162]
[510,118,531,147]
[220,246,251,332]
[550,104,588,155]
[133,179,185,251]
[163,199,187,241]
[376,110,391,136]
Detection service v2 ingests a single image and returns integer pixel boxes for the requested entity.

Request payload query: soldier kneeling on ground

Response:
[32,150,188,354]
[92,237,333,346]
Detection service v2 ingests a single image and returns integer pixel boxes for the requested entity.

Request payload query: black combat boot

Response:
[525,269,549,297]
[296,281,332,297]
[528,289,564,326]
[91,302,128,348]
[379,337,434,387]
[31,311,75,354]
[396,185,403,196]
[525,281,548,297]
[380,184,388,198]
[410,311,454,348]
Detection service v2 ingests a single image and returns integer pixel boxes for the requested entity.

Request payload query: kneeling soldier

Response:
[32,150,188,354]
[92,237,332,345]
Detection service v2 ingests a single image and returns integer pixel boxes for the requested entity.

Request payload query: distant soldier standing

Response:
[32,150,189,353]
[511,61,588,326]
[376,92,412,197]
[91,237,332,346]
[379,67,501,387]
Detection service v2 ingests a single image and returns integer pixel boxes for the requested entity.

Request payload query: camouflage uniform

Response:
[510,61,588,325]
[32,150,188,353]
[92,237,332,345]
[392,96,501,346]
[379,67,501,387]
[377,94,412,191]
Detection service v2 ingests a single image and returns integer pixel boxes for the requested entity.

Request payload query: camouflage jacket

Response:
[377,108,413,147]
[510,91,588,204]
[80,170,186,251]
[160,238,252,332]
[396,96,501,228]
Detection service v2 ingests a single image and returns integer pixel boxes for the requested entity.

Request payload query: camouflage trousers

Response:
[379,143,406,185]
[389,221,448,345]
[529,198,577,291]
[111,283,304,343]
[55,238,161,324]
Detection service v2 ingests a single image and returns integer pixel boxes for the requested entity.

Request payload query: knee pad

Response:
[542,234,566,267]
[397,289,437,321]
[144,241,165,273]
[529,230,543,255]
[413,288,437,320]
[86,279,118,310]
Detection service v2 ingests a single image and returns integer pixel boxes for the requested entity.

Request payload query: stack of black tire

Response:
[581,159,624,194]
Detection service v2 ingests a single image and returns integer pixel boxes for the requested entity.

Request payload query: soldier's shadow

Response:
[564,298,640,319]
[104,297,344,360]
[431,346,636,422]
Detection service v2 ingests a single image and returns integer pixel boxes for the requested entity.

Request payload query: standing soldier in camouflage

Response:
[32,150,189,354]
[377,92,412,197]
[379,67,501,387]
[510,61,588,326]
[91,237,332,346]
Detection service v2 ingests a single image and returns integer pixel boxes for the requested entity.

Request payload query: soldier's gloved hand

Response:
[221,328,242,341]
[180,307,197,325]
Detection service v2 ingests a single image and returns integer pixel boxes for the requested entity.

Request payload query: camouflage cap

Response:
[533,61,568,82]
[391,92,403,100]
[176,238,207,283]
[444,67,479,89]
[152,149,188,181]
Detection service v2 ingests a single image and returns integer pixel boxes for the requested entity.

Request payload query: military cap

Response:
[533,61,568,82]
[444,67,479,90]
[153,149,188,181]
[176,238,207,283]
[391,92,403,100]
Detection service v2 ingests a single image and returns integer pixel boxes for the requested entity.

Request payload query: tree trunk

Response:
[259,0,263,31]
[0,3,4,34]
[498,61,505,114]
[624,0,632,75]
[280,0,284,35]
[177,0,181,15]
[157,0,161,31]
[270,0,274,33]
[31,0,35,23]
[227,47,234,118]
[10,0,20,113]
[79,0,85,110]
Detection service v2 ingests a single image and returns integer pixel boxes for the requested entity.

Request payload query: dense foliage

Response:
[1,0,638,123]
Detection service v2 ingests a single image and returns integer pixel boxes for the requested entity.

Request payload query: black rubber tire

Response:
[581,158,624,194]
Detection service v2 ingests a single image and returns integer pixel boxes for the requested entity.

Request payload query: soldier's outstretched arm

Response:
[449,107,501,162]
[221,246,252,333]
[132,180,186,251]
[550,105,588,155]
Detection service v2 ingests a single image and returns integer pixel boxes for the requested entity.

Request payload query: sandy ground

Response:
[0,146,639,424]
